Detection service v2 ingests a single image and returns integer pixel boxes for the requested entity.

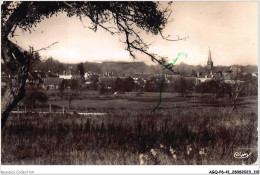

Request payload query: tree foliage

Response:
[194,80,231,98]
[22,87,48,109]
[145,76,165,92]
[2,1,181,70]
[123,77,136,92]
[114,77,124,92]
[77,62,85,79]
[172,77,194,96]
[90,75,100,90]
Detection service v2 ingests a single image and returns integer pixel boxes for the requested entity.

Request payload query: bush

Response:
[22,87,48,109]
[195,80,232,98]
[172,77,194,96]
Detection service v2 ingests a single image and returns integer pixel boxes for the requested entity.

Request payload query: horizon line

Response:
[41,58,258,67]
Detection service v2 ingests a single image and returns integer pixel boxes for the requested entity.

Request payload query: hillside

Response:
[27,58,258,76]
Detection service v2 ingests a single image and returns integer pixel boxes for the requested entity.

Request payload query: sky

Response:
[12,1,258,66]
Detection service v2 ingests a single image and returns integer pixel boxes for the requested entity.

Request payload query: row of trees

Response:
[97,76,194,94]
[195,78,258,111]
[195,77,258,97]
[97,75,258,101]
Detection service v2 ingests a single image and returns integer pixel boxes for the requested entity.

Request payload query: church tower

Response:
[207,48,213,70]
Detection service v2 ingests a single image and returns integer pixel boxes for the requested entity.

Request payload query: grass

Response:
[1,102,258,165]
[44,92,257,112]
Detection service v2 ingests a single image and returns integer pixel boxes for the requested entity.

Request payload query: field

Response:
[1,91,258,165]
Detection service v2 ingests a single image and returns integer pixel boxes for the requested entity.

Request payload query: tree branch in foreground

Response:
[33,42,59,52]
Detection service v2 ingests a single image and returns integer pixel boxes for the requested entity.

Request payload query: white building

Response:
[59,75,72,79]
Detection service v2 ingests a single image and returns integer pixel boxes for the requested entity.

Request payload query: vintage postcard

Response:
[1,1,258,174]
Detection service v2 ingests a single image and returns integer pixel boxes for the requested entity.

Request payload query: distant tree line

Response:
[89,72,258,99]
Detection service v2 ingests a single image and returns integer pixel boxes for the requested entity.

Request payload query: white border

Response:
[0,0,259,175]
[0,165,259,175]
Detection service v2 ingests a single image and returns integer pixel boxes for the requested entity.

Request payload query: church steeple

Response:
[207,47,213,70]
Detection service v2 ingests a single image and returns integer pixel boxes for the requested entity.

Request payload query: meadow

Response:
[1,92,258,165]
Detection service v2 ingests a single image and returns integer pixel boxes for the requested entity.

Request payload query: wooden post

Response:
[63,106,65,114]
[25,106,26,114]
[49,104,52,113]
[17,106,19,121]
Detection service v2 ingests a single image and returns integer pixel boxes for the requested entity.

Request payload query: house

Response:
[195,77,212,84]
[27,72,44,87]
[195,72,213,84]
[43,77,64,89]
[59,74,72,79]
[84,72,90,79]
[104,71,114,77]
[59,70,72,79]
[223,71,233,83]
[47,71,59,78]
[213,71,223,79]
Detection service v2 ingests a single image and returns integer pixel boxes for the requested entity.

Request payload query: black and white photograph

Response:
[1,0,259,173]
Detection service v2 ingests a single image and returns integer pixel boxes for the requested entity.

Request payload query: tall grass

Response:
[1,107,258,165]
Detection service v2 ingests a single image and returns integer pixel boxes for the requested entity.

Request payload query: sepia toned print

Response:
[1,1,258,165]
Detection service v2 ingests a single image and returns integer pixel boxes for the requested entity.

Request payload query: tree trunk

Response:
[1,2,35,130]
[1,40,30,130]
[1,76,28,129]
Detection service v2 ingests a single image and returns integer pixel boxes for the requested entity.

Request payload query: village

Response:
[1,49,258,96]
